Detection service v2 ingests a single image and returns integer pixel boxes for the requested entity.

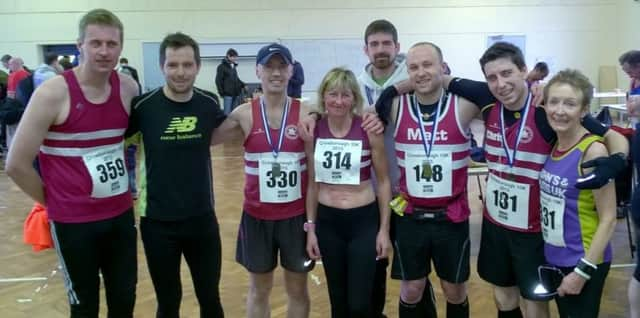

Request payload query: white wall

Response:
[0,0,636,93]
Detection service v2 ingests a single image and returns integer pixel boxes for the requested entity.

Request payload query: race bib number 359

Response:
[82,143,129,199]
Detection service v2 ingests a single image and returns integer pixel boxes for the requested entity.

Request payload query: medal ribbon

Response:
[499,92,532,167]
[413,91,445,159]
[260,96,290,159]
[365,86,375,105]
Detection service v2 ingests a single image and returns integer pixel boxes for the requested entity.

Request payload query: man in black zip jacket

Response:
[216,48,245,115]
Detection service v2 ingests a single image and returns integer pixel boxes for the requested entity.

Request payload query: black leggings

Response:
[50,209,137,318]
[555,262,611,318]
[316,202,380,318]
[140,212,224,318]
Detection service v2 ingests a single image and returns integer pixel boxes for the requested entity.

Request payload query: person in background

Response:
[4,57,31,149]
[287,59,304,99]
[621,49,640,318]
[1,54,12,71]
[216,48,245,114]
[59,55,74,71]
[540,69,616,318]
[526,62,550,84]
[33,52,62,88]
[118,57,141,93]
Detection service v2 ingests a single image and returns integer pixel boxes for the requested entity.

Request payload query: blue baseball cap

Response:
[256,43,292,65]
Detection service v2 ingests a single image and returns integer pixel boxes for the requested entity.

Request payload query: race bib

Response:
[540,191,566,247]
[485,173,530,229]
[82,143,129,198]
[314,138,362,185]
[259,156,302,203]
[404,151,452,198]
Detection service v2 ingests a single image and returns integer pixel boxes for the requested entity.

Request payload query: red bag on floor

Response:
[23,202,53,252]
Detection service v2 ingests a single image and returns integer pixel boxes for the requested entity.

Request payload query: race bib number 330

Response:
[259,157,302,203]
[82,143,129,198]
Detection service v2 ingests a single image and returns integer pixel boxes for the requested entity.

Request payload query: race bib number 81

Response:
[82,143,129,198]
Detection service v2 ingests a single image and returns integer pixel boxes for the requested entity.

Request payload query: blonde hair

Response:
[78,8,124,43]
[317,67,364,115]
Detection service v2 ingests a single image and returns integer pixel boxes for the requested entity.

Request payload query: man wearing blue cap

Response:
[212,43,315,318]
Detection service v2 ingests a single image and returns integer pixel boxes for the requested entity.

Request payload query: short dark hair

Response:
[410,42,444,63]
[44,53,58,65]
[533,61,549,74]
[619,50,640,66]
[479,42,526,74]
[159,32,201,66]
[364,19,398,44]
[226,48,238,57]
[1,54,11,63]
[119,57,128,64]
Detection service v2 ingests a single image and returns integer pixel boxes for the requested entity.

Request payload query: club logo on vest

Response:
[406,128,448,142]
[520,126,534,144]
[252,128,265,135]
[285,125,298,140]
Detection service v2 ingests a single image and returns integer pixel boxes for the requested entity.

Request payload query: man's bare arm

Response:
[6,79,66,204]
[210,102,248,145]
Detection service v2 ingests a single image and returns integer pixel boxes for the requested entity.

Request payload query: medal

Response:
[272,162,281,176]
[413,91,445,177]
[260,96,290,170]
[422,161,432,179]
[499,92,532,168]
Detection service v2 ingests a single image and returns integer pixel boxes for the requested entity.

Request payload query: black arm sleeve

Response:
[374,85,398,126]
[125,96,140,138]
[448,78,496,111]
[534,107,557,144]
[582,114,608,136]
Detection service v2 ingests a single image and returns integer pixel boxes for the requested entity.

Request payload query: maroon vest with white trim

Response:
[243,98,307,220]
[39,70,132,223]
[394,93,471,222]
[483,99,551,232]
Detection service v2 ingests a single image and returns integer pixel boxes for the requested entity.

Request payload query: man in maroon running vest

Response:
[7,9,139,318]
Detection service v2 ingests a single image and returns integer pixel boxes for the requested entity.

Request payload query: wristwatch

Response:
[303,220,315,232]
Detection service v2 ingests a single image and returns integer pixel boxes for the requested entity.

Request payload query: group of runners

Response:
[4,7,639,318]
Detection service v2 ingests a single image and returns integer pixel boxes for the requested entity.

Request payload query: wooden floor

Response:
[0,131,636,317]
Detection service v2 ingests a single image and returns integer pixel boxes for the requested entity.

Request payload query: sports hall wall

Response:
[1,0,638,94]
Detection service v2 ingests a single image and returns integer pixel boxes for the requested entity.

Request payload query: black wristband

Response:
[576,258,597,277]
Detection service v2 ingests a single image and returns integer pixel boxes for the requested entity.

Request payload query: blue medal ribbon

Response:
[413,90,445,159]
[260,96,290,159]
[498,92,532,168]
